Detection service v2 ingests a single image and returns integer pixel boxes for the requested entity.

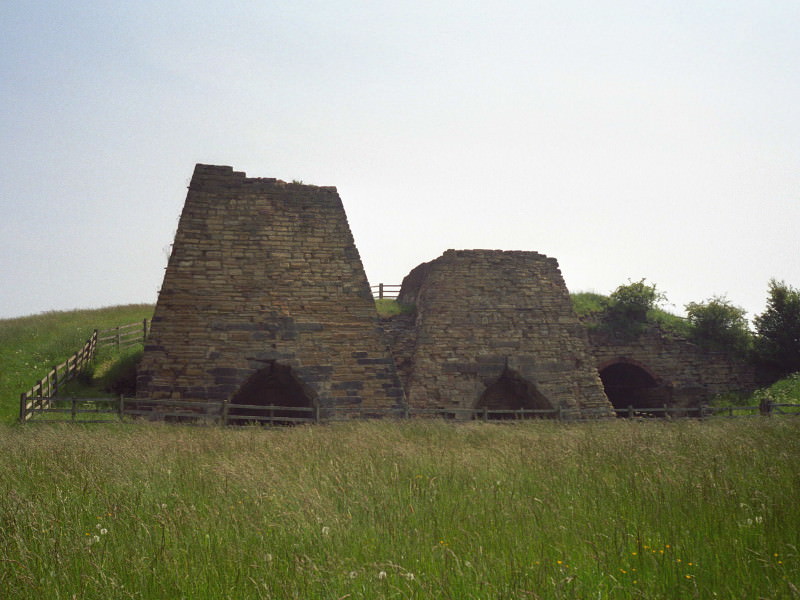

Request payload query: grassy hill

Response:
[0,304,153,422]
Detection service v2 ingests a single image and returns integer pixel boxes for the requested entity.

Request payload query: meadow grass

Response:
[0,305,153,422]
[1,418,798,599]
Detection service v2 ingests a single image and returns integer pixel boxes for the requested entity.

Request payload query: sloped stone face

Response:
[136,164,405,414]
[397,250,614,417]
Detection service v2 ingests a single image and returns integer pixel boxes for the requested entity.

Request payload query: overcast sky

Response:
[1,1,798,322]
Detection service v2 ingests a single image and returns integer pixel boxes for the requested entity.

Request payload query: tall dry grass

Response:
[1,418,798,599]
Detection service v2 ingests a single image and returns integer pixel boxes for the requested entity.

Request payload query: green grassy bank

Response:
[0,305,153,422]
[1,419,798,599]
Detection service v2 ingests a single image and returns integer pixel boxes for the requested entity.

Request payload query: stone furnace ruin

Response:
[137,165,405,420]
[139,164,750,420]
[386,250,613,418]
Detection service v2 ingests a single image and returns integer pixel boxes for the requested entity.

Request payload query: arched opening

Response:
[474,369,553,420]
[598,361,669,416]
[227,362,315,425]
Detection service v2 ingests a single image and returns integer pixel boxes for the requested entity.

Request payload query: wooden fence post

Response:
[627,405,634,418]
[221,401,230,426]
[143,319,149,342]
[19,393,26,422]
[378,283,384,299]
[71,398,77,421]
[314,404,321,424]
[119,395,125,420]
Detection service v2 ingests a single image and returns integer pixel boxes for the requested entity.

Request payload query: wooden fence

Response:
[19,332,99,422]
[19,319,151,422]
[371,284,401,299]
[20,397,800,425]
[97,319,150,351]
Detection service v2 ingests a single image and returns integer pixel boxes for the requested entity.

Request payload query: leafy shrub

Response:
[685,296,751,355]
[754,279,800,377]
[599,279,666,338]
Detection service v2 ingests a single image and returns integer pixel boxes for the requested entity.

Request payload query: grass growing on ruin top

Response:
[571,291,692,337]
[1,418,798,599]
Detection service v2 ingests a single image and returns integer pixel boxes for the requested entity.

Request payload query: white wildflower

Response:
[378,571,387,580]
[321,526,330,536]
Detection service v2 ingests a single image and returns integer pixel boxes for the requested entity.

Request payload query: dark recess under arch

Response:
[228,363,315,425]
[474,369,553,419]
[599,362,670,415]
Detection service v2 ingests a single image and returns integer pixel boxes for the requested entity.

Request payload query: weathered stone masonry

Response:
[588,326,756,410]
[139,163,752,420]
[393,250,615,418]
[136,164,405,416]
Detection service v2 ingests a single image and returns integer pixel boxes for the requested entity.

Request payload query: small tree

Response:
[754,279,800,377]
[607,279,665,323]
[602,279,665,337]
[685,296,751,355]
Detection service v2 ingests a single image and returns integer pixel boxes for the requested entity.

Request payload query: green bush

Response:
[598,279,666,338]
[754,279,800,377]
[685,296,752,355]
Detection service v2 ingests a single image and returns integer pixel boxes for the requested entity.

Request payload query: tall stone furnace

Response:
[137,164,405,418]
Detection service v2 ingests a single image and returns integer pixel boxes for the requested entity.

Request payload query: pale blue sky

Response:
[1,1,798,322]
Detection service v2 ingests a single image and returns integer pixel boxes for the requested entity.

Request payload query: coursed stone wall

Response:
[587,326,757,407]
[395,250,615,417]
[136,164,405,415]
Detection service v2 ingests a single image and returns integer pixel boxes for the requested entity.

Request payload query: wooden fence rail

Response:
[20,397,800,425]
[371,284,401,299]
[19,332,98,422]
[96,319,150,351]
[19,319,151,422]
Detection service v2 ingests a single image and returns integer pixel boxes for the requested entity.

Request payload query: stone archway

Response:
[474,368,553,419]
[598,361,670,415]
[227,362,315,425]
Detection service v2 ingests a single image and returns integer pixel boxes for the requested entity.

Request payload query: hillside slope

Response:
[0,305,153,422]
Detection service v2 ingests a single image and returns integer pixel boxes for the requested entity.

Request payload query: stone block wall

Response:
[395,250,614,417]
[136,164,405,415]
[588,326,757,408]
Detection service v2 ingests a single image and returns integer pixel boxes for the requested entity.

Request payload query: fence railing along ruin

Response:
[19,396,800,425]
[371,284,401,299]
[96,320,150,351]
[19,319,150,422]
